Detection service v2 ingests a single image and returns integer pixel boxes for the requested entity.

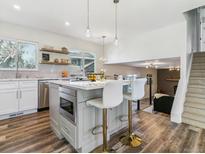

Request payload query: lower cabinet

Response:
[19,81,38,111]
[60,115,77,148]
[49,83,63,139]
[108,102,128,134]
[77,101,128,153]
[0,80,38,120]
[77,102,103,152]
[0,89,19,115]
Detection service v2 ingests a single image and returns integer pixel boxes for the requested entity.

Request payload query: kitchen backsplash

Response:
[0,64,82,79]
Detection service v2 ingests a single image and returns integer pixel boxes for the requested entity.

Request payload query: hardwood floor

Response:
[0,111,76,153]
[0,110,205,153]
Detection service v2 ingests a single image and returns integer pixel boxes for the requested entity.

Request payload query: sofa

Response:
[153,93,174,114]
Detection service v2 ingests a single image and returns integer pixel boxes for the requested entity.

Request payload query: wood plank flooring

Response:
[0,110,205,153]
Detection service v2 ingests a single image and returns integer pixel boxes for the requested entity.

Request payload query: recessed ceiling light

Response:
[65,22,70,26]
[13,4,21,11]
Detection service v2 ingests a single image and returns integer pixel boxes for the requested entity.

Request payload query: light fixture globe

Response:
[114,37,119,46]
[85,28,91,38]
[99,35,107,62]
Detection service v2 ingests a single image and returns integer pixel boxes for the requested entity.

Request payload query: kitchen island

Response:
[48,80,130,152]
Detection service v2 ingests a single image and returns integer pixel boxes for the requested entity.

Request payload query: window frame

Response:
[0,37,39,71]
[70,50,96,73]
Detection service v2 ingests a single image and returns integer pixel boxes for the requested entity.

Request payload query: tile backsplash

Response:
[0,64,82,79]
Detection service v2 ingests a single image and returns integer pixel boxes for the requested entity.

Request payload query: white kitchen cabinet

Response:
[0,80,38,120]
[77,101,127,153]
[49,83,63,139]
[0,81,18,116]
[19,81,38,111]
[77,102,104,152]
[108,101,128,134]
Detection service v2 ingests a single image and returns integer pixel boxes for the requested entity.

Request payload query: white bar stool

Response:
[87,80,123,152]
[122,78,147,147]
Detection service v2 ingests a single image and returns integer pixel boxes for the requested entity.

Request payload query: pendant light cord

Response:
[115,3,118,39]
[87,0,90,29]
[102,36,106,59]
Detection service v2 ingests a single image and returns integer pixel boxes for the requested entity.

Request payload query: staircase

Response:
[182,52,205,129]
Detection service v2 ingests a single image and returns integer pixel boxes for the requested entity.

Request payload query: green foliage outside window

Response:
[0,39,38,70]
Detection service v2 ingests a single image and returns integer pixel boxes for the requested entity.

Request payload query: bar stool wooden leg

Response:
[120,100,142,147]
[128,100,132,136]
[103,108,108,152]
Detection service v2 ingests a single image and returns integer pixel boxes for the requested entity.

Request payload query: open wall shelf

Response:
[40,48,69,54]
[40,61,70,65]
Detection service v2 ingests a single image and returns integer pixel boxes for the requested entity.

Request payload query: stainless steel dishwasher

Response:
[38,80,49,110]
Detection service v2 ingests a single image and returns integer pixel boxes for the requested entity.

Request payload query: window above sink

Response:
[0,38,38,71]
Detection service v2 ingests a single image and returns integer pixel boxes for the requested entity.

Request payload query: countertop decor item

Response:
[62,70,69,77]
[61,47,68,52]
[88,74,96,82]
[54,59,59,63]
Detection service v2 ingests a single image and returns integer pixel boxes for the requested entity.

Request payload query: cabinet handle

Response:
[92,125,103,135]
[20,90,22,98]
[16,90,18,99]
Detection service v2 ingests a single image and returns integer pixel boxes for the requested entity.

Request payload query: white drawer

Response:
[19,81,38,89]
[60,115,77,148]
[0,81,18,90]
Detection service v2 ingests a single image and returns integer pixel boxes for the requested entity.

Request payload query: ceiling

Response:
[0,0,205,44]
[122,57,180,69]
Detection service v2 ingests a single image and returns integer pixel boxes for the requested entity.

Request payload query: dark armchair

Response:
[153,95,174,114]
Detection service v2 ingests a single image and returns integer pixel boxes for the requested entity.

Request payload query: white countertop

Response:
[0,77,69,82]
[48,80,130,90]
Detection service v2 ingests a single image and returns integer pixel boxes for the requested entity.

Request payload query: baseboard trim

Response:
[38,107,49,112]
[0,109,37,120]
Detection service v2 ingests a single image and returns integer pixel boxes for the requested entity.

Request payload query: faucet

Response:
[15,54,21,78]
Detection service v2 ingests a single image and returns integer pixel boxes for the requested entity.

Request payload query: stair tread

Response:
[186,93,205,99]
[186,98,205,103]
[183,117,205,129]
[187,88,205,95]
[189,77,205,80]
[184,105,205,110]
[183,112,205,122]
[190,75,205,77]
[185,102,205,109]
[188,85,205,89]
[194,53,205,56]
[186,96,205,101]
[192,63,205,66]
[191,70,205,73]
[184,106,205,116]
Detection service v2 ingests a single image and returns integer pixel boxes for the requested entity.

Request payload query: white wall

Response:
[105,22,187,123]
[0,22,103,78]
[105,22,186,64]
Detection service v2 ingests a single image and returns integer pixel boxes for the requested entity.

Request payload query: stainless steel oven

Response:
[59,87,77,125]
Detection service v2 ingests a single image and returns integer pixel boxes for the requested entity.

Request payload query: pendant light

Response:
[114,0,119,46]
[99,35,106,62]
[85,0,91,38]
